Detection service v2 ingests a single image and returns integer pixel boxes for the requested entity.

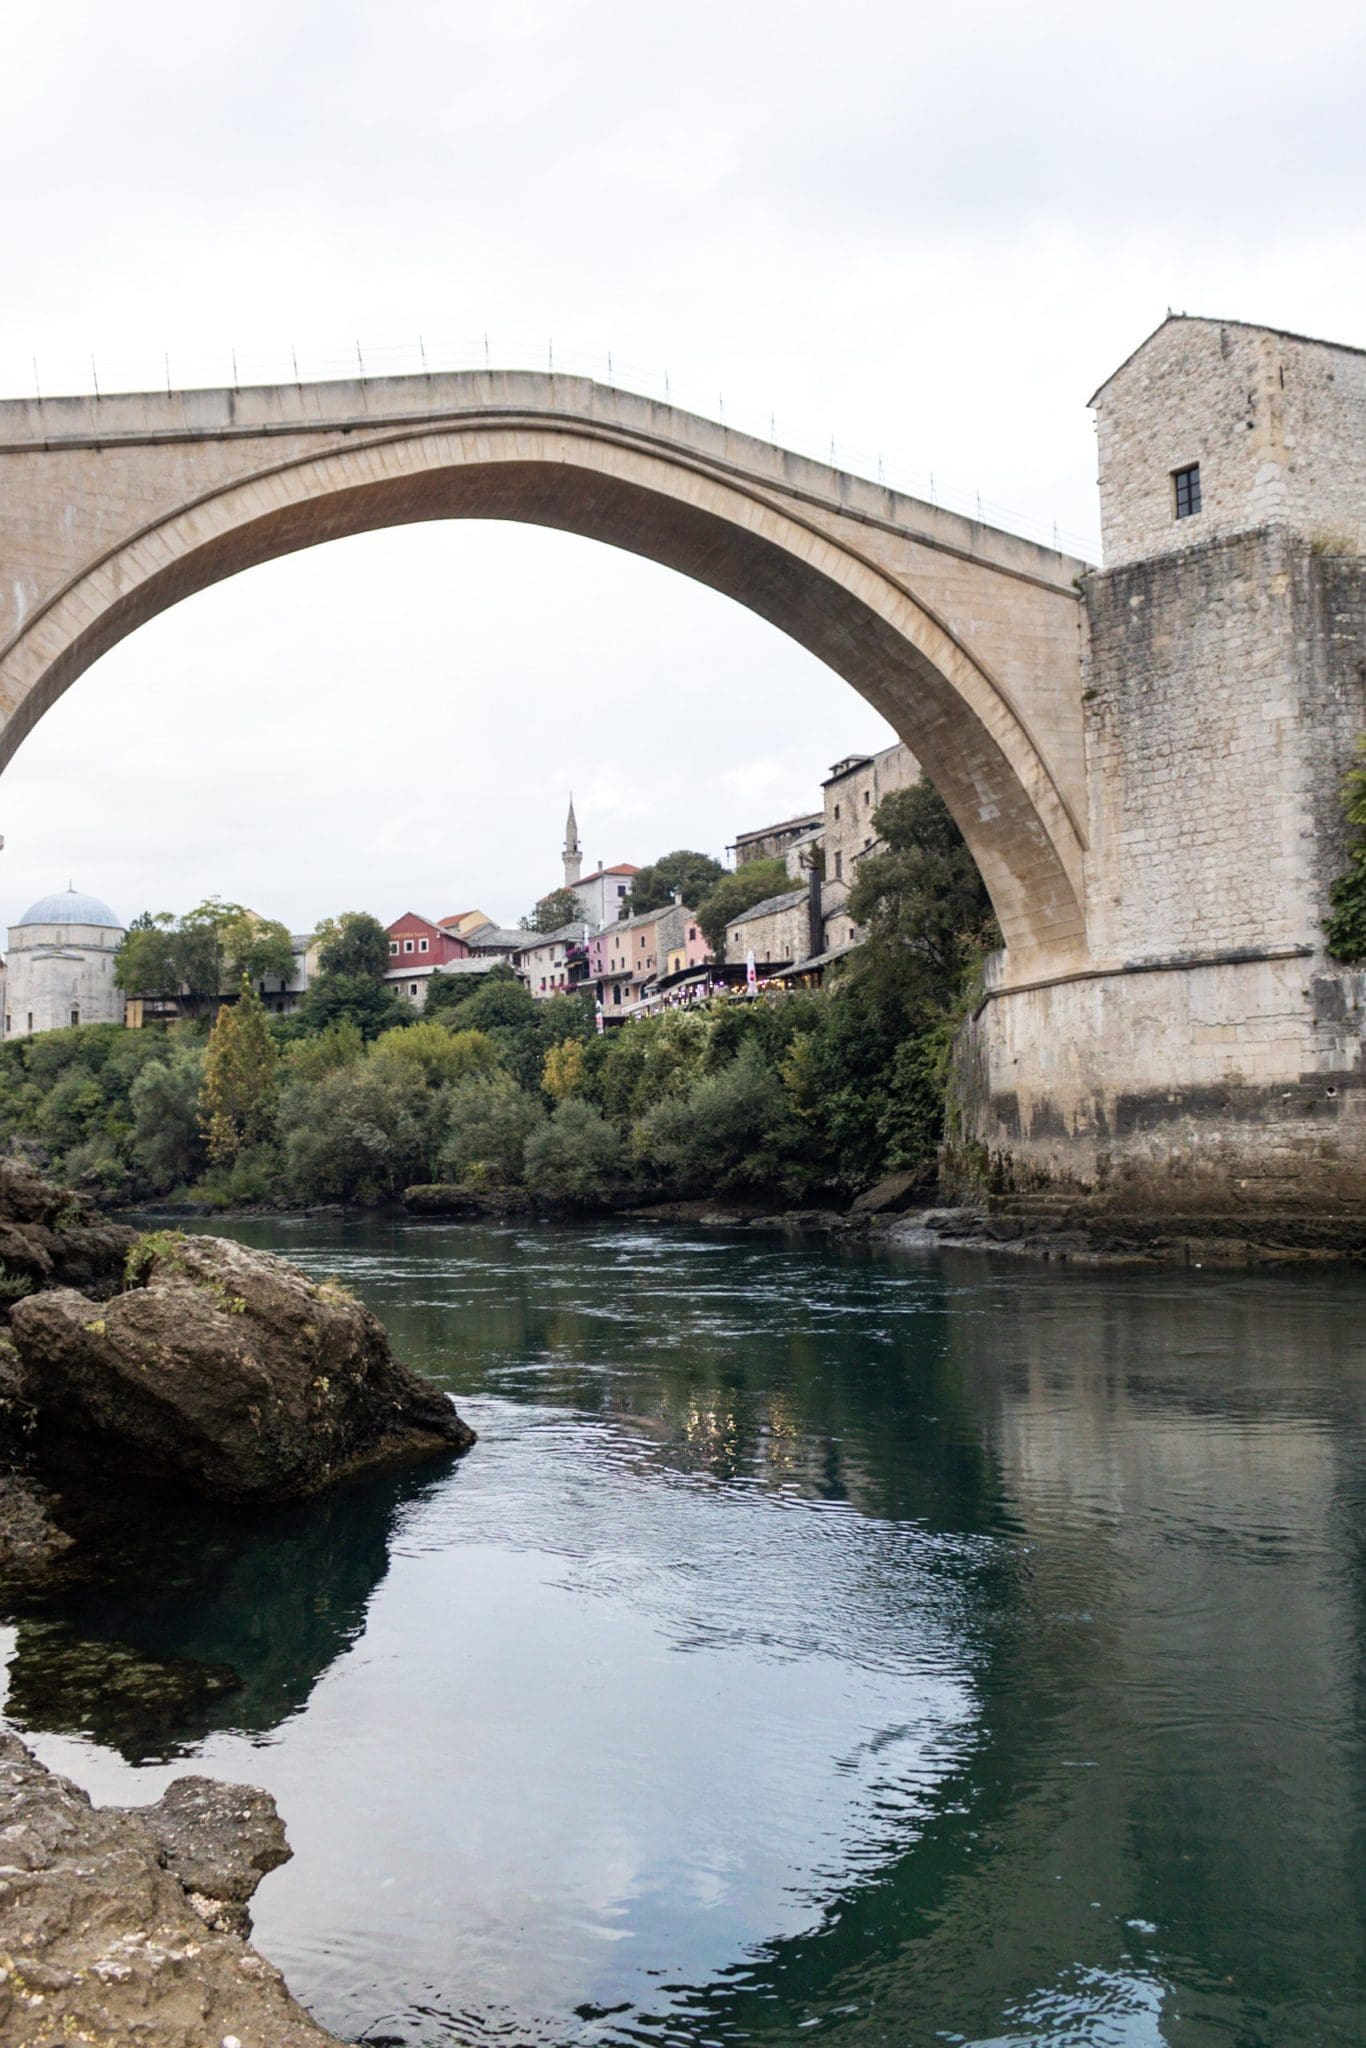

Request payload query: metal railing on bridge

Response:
[4,334,1099,560]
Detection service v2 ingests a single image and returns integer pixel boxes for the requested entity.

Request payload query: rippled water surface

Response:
[5,1218,1365,2047]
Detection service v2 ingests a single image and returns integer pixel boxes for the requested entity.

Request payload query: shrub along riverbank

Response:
[0,786,997,1214]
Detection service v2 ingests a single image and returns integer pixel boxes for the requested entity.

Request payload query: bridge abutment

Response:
[951,523,1366,1249]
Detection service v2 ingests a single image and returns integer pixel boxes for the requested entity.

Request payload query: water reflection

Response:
[4,1463,443,1758]
[5,1217,1363,2048]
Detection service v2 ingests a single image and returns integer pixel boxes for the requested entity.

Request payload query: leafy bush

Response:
[635,1041,811,1197]
[130,1047,207,1189]
[1325,736,1366,962]
[280,1062,445,1204]
[439,1073,546,1186]
[370,1021,500,1088]
[524,1098,627,1200]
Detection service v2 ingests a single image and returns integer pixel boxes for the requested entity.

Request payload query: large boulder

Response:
[0,1728,343,2044]
[9,1230,475,1502]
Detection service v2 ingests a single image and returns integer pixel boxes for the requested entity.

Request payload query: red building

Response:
[387,912,473,968]
[383,912,477,1006]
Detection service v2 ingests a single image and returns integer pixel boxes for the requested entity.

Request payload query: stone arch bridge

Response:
[1,334,1362,1238]
[0,371,1087,980]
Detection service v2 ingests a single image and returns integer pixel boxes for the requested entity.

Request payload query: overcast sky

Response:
[2,0,1363,934]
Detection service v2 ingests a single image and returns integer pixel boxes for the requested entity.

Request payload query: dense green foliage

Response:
[1325,737,1366,963]
[521,888,582,934]
[0,788,996,1209]
[313,910,391,980]
[628,850,726,914]
[115,899,295,1007]
[693,858,792,956]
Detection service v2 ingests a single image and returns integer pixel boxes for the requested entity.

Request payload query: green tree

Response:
[370,1021,500,1088]
[314,911,391,980]
[634,1040,810,1197]
[280,1062,443,1204]
[439,1072,546,1186]
[695,858,791,957]
[115,899,295,1005]
[1325,736,1366,962]
[115,912,181,997]
[845,780,998,1024]
[199,980,279,1164]
[297,970,410,1040]
[130,1046,207,1189]
[281,1017,366,1083]
[523,1098,627,1200]
[628,850,726,915]
[521,888,582,934]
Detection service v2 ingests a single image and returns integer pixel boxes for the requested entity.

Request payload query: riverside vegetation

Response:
[0,787,997,1213]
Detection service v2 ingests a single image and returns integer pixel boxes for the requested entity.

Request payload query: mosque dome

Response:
[15,886,122,930]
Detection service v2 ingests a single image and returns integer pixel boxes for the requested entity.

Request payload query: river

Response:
[4,1217,1364,2047]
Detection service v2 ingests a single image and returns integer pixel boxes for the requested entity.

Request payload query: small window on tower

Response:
[1173,464,1202,520]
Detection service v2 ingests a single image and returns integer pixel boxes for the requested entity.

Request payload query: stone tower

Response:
[562,795,583,888]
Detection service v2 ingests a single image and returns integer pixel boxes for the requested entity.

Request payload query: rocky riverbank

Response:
[0,1727,345,2045]
[0,1160,478,2043]
[398,1172,1358,1267]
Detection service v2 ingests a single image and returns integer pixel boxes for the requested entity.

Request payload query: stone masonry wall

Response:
[1081,531,1366,964]
[1095,318,1366,568]
[948,530,1366,1243]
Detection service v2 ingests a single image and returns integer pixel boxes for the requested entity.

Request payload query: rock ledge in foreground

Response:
[9,1229,475,1502]
[0,1726,342,2046]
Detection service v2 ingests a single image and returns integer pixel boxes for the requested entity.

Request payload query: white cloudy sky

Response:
[2,0,1363,933]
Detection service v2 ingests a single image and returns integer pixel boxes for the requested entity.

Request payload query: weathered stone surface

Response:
[0,1160,135,1309]
[9,1230,475,1501]
[133,1777,291,1939]
[0,1727,341,2045]
[849,1169,934,1215]
[404,1181,534,1216]
[0,1474,74,1599]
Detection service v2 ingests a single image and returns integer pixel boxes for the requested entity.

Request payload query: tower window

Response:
[1173,464,1202,520]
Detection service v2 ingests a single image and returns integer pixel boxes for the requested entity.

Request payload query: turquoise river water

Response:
[3,1217,1364,2047]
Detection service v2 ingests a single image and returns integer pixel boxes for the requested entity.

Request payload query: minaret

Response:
[563,794,583,887]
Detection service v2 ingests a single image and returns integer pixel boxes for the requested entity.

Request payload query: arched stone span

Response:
[0,373,1090,974]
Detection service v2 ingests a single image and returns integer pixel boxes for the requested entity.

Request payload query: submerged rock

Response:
[0,1727,342,2044]
[9,1229,476,1502]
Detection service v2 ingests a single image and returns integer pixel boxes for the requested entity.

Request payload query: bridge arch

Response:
[0,402,1088,971]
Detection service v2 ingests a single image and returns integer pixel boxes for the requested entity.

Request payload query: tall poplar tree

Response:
[199,979,278,1163]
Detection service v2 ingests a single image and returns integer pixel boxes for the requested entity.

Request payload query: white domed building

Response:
[4,888,126,1039]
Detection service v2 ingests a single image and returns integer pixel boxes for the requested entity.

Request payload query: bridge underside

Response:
[0,374,1090,977]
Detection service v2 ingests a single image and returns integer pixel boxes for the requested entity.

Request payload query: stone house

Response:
[728,811,824,868]
[517,924,590,999]
[656,903,708,978]
[724,887,817,970]
[1091,314,1366,568]
[819,741,920,952]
